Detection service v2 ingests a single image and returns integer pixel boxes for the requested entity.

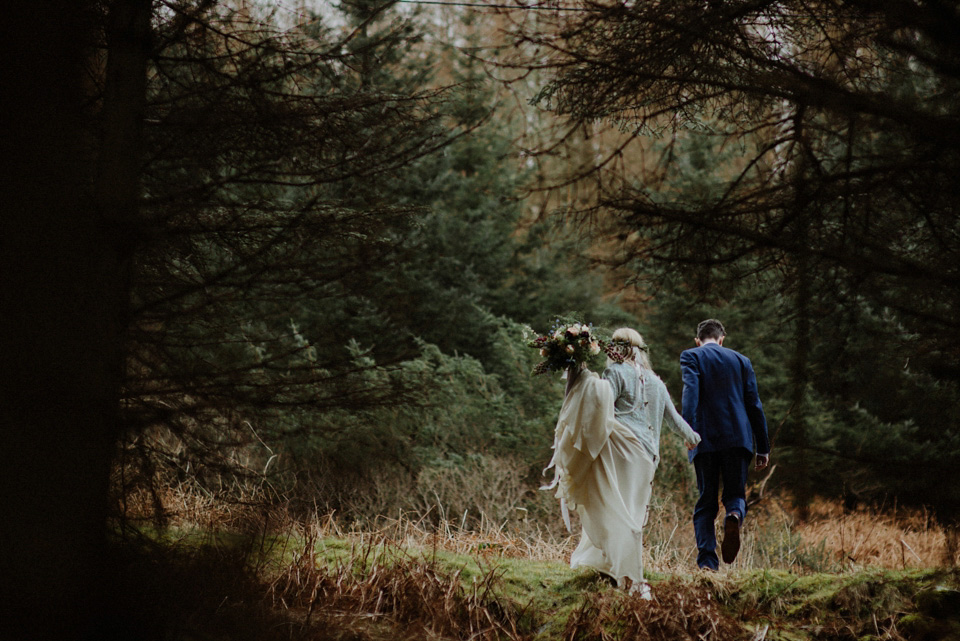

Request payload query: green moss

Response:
[899,613,960,641]
[916,586,960,619]
[692,567,960,641]
[718,568,945,619]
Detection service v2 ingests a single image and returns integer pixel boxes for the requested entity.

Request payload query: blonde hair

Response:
[610,327,652,370]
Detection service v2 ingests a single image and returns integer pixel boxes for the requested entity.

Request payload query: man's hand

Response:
[755,454,770,470]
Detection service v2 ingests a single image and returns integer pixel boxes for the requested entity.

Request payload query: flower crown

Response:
[527,321,626,375]
[606,338,647,364]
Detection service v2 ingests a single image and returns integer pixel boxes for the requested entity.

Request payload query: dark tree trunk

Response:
[1,1,149,638]
[789,110,813,522]
[791,238,812,521]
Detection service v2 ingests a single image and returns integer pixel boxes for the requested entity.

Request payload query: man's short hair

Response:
[696,319,726,341]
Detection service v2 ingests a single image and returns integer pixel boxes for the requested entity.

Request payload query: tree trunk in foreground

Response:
[0,1,144,638]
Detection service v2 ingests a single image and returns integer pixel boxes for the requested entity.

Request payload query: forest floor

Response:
[115,483,960,640]
[268,536,960,641]
[114,517,960,641]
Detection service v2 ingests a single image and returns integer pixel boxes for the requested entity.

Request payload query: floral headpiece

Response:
[606,338,647,364]
[605,339,632,364]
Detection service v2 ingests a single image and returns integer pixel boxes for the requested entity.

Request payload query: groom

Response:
[680,319,770,570]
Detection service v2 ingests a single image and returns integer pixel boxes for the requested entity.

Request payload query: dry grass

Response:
[793,499,958,569]
[124,460,960,575]
[635,493,956,575]
[120,479,290,534]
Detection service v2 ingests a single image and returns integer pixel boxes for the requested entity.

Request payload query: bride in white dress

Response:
[542,327,700,597]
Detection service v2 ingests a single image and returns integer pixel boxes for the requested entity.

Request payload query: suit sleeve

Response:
[679,350,699,432]
[742,358,771,455]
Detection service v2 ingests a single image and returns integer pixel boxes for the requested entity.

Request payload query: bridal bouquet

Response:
[528,321,623,375]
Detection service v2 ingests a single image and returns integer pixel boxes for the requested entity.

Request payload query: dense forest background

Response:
[3,1,959,639]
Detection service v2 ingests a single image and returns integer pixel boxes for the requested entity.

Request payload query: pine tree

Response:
[514,0,960,521]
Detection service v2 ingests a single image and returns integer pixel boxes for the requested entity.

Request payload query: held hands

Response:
[755,454,770,470]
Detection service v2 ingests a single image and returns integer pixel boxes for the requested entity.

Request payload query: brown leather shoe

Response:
[721,513,741,564]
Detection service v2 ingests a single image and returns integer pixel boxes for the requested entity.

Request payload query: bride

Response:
[542,326,700,598]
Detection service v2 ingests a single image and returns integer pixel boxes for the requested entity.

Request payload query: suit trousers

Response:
[692,448,752,570]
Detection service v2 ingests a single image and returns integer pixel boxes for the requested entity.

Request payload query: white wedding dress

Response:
[543,369,655,587]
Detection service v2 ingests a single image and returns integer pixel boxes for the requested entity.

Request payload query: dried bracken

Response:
[268,542,524,641]
[560,581,747,641]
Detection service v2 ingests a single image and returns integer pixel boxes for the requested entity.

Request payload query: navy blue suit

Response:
[680,342,769,569]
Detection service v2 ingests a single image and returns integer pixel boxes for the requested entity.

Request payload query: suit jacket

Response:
[680,342,770,462]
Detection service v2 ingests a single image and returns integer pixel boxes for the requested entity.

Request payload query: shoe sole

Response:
[721,515,740,564]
